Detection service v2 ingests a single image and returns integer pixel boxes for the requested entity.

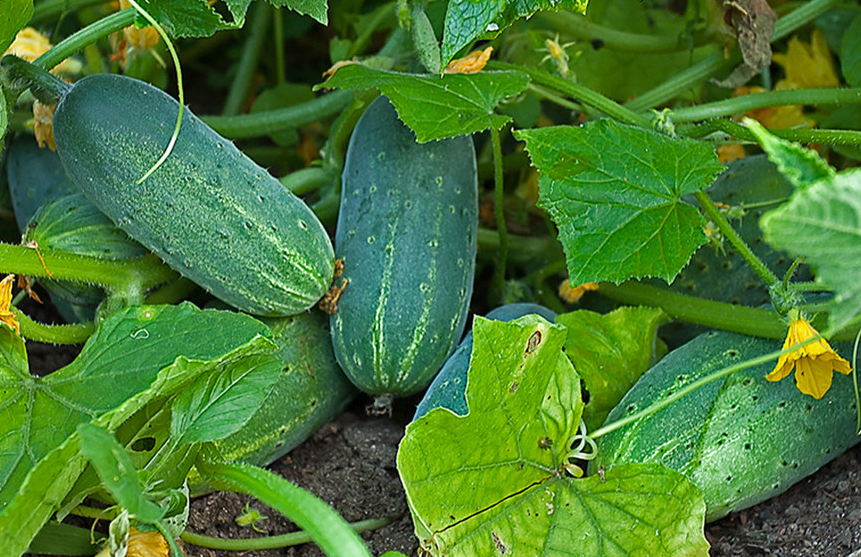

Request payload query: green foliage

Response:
[516,120,725,285]
[842,15,861,87]
[0,0,32,53]
[761,169,861,330]
[321,64,530,141]
[441,0,587,66]
[398,316,709,556]
[557,307,668,431]
[745,119,835,189]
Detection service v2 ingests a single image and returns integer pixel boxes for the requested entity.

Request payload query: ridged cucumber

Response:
[52,74,334,316]
[331,95,478,397]
[414,303,558,419]
[591,330,861,521]
[23,193,148,306]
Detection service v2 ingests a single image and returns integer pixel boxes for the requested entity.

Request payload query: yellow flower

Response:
[772,29,839,90]
[119,0,160,51]
[0,275,20,336]
[3,27,80,74]
[559,281,599,304]
[126,527,170,557]
[766,313,850,399]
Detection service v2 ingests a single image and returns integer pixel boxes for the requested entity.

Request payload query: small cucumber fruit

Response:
[331,96,478,397]
[206,309,356,467]
[5,134,79,233]
[414,303,558,419]
[52,74,335,316]
[591,330,861,521]
[24,193,148,306]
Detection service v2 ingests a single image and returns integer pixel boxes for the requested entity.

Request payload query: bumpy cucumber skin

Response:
[6,134,79,233]
[591,330,861,522]
[207,310,356,467]
[414,303,558,419]
[331,96,478,397]
[53,74,334,316]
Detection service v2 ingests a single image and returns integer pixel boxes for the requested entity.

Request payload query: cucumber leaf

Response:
[133,0,232,37]
[557,306,668,431]
[441,0,587,67]
[268,0,328,25]
[516,120,725,285]
[744,118,834,189]
[77,423,165,523]
[0,0,33,53]
[0,303,272,504]
[398,316,708,556]
[320,64,530,141]
[761,168,861,330]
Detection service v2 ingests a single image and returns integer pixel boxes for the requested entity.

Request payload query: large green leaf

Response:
[0,0,32,53]
[761,169,861,330]
[441,0,587,66]
[398,316,708,556]
[321,64,530,142]
[0,303,271,504]
[557,306,667,431]
[516,120,725,285]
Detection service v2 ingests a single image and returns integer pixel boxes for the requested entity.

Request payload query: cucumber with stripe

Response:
[330,95,478,397]
[52,73,334,316]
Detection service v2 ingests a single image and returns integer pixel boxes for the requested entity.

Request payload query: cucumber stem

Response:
[280,167,337,196]
[200,90,353,139]
[222,0,271,116]
[180,516,397,550]
[15,309,94,344]
[677,119,861,146]
[672,88,861,124]
[538,11,689,53]
[693,190,780,289]
[0,55,71,104]
[34,8,136,71]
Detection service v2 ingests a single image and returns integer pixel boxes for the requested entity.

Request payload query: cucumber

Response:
[6,134,79,233]
[591,330,861,521]
[414,303,558,419]
[206,309,357,467]
[330,95,478,397]
[23,193,148,306]
[52,73,335,316]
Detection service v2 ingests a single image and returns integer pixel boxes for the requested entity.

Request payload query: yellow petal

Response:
[0,275,20,336]
[126,527,170,557]
[772,29,839,90]
[793,355,832,400]
[445,47,493,74]
[765,356,793,382]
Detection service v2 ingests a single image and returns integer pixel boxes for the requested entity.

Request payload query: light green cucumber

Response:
[331,95,478,397]
[52,73,334,316]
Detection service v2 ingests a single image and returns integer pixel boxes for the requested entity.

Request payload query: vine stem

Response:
[693,190,779,288]
[34,9,136,71]
[491,127,508,298]
[672,88,861,123]
[222,0,270,116]
[538,11,689,53]
[678,119,861,145]
[487,61,651,128]
[181,516,397,551]
[16,310,94,344]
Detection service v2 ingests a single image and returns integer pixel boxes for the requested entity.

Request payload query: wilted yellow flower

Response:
[766,311,850,399]
[33,100,57,151]
[445,47,493,74]
[3,27,80,74]
[559,280,599,303]
[772,29,839,90]
[0,275,20,336]
[119,0,160,51]
[126,527,170,557]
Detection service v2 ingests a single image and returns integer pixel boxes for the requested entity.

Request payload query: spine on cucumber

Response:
[52,73,334,316]
[330,96,478,397]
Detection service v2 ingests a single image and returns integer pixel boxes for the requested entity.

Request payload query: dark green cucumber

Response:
[414,303,558,419]
[52,73,334,316]
[23,193,148,306]
[331,96,478,397]
[206,309,356,466]
[591,330,861,521]
[6,134,79,233]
